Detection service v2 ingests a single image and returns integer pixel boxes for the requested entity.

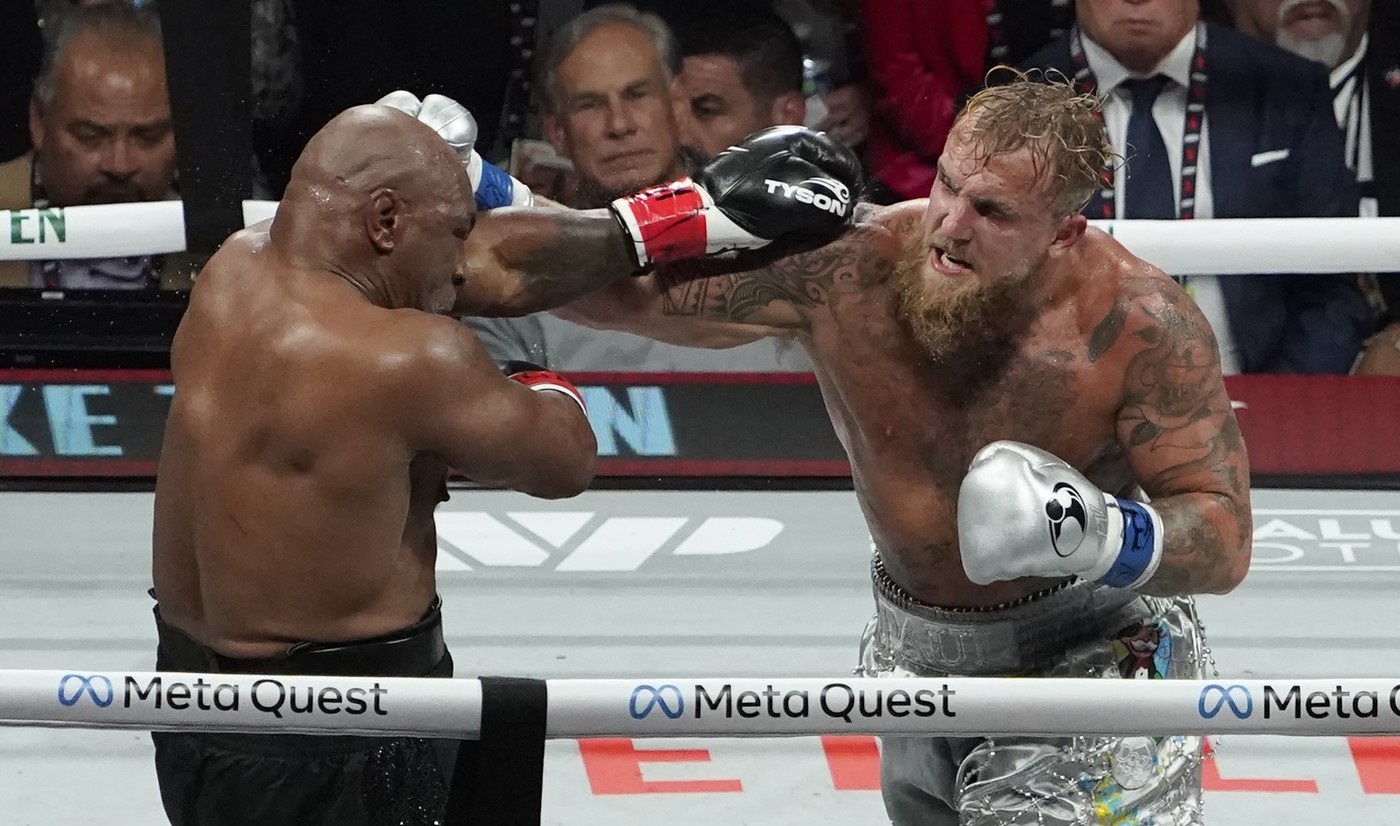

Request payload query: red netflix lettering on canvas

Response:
[578,739,742,794]
[576,736,1400,796]
[821,736,881,790]
[1348,737,1400,794]
[1201,739,1317,794]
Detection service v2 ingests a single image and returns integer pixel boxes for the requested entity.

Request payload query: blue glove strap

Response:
[1098,498,1158,588]
[475,161,516,210]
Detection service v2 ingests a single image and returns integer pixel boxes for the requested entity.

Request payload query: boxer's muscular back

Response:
[154,232,451,658]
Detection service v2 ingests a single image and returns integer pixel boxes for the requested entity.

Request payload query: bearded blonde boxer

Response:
[517,76,1253,824]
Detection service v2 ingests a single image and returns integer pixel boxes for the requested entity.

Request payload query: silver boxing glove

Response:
[956,441,1163,589]
[375,90,534,210]
[375,89,425,118]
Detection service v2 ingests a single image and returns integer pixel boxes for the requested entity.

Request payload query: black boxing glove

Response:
[608,125,863,269]
[501,360,586,412]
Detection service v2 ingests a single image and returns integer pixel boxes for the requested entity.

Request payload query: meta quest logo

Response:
[627,682,958,724]
[55,673,392,718]
[1198,684,1253,719]
[57,674,114,708]
[1198,683,1400,721]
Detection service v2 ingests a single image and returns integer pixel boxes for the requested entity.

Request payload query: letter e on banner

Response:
[577,739,742,794]
[1200,738,1317,793]
[1348,737,1400,794]
[821,736,880,791]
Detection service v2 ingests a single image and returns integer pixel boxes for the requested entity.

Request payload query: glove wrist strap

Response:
[610,179,708,267]
[1094,495,1164,590]
[509,370,586,413]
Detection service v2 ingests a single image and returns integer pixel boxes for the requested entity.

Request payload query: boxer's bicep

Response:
[1113,285,1252,593]
[443,384,595,499]
[405,320,595,498]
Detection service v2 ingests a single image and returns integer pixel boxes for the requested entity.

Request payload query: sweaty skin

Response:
[466,123,1253,608]
[152,106,598,658]
[662,205,1252,607]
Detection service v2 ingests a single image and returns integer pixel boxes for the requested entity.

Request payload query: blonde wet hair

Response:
[954,69,1116,218]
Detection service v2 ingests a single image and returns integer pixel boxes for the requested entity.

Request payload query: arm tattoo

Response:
[656,230,876,322]
[1115,280,1251,595]
[1119,284,1227,473]
[1088,304,1126,362]
[1150,506,1227,594]
[1089,278,1157,362]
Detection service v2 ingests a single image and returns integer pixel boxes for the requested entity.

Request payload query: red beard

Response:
[890,235,1040,403]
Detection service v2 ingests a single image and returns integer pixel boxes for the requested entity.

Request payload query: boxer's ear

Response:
[365,187,402,253]
[1048,212,1086,257]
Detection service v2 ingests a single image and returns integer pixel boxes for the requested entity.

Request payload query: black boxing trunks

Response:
[149,597,473,826]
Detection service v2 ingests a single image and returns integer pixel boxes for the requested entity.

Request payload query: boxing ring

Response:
[4,210,1400,823]
[17,670,1400,739]
[7,487,1400,823]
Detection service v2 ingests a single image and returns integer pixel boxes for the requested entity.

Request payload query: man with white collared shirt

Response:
[1024,0,1374,374]
[1228,0,1400,373]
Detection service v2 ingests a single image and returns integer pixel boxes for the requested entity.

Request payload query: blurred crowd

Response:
[0,0,1395,373]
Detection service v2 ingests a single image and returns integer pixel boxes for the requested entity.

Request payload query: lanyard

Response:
[1332,54,1368,180]
[1069,23,1210,220]
[29,158,158,290]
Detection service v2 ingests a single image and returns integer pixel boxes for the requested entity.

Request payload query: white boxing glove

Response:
[375,91,534,210]
[957,441,1163,589]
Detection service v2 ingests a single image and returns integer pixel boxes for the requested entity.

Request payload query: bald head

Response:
[288,104,472,213]
[275,105,476,313]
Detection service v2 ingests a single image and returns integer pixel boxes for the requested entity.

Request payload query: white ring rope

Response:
[0,202,1396,276]
[4,670,1399,738]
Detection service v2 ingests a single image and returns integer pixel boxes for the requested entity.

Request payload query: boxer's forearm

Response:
[456,207,635,316]
[1138,492,1252,596]
[556,275,787,348]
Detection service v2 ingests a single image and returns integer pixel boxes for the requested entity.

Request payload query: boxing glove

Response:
[609,125,863,269]
[502,360,586,413]
[957,441,1163,590]
[376,91,534,210]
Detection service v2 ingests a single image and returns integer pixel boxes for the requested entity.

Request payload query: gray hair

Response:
[536,3,680,115]
[33,2,163,110]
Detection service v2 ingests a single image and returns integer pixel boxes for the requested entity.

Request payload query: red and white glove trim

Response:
[509,370,586,413]
[610,178,763,268]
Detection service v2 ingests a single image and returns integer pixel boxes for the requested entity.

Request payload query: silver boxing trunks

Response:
[857,554,1208,825]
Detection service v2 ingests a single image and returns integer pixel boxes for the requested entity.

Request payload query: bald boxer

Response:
[149,104,599,825]
[525,77,1253,824]
[150,102,862,826]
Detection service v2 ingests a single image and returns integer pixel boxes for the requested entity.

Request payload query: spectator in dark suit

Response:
[1228,0,1400,373]
[1023,0,1373,373]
